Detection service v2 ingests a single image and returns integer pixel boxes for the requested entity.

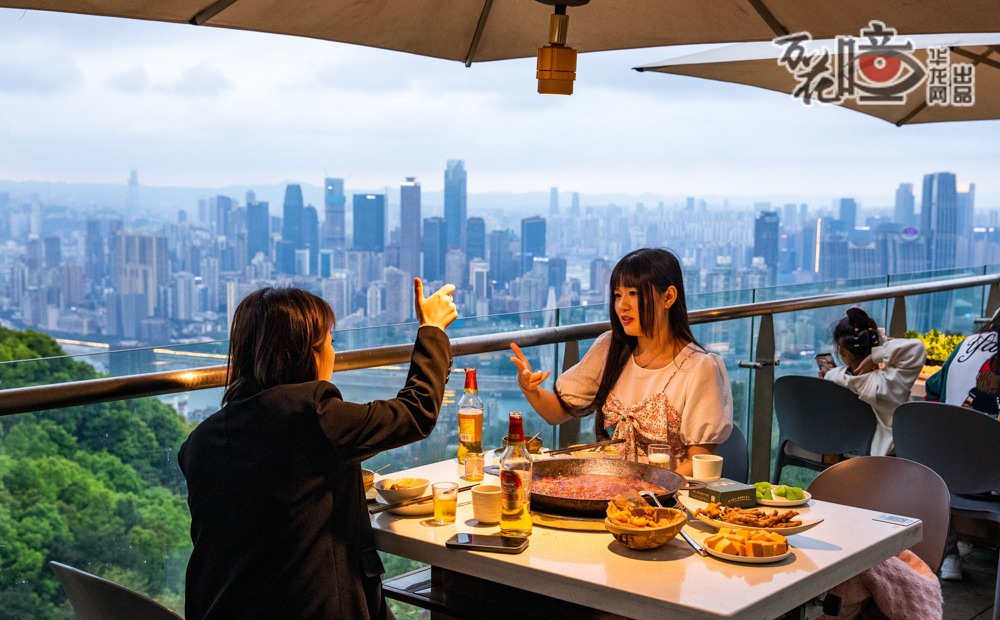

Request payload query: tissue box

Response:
[687,478,757,508]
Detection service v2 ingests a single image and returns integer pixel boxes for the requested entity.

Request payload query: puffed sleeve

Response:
[679,352,733,446]
[554,331,612,408]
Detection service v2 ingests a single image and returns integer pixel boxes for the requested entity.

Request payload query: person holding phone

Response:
[509,248,733,476]
[179,280,457,620]
[821,307,926,457]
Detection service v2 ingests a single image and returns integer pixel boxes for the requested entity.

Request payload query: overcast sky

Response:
[1,8,997,205]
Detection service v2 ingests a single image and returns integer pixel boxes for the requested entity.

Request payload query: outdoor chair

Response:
[893,401,1000,620]
[50,561,183,620]
[807,456,950,572]
[771,375,877,485]
[717,424,749,484]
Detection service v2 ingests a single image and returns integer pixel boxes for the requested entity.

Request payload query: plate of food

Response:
[374,495,434,516]
[686,501,823,536]
[703,528,794,564]
[752,482,811,507]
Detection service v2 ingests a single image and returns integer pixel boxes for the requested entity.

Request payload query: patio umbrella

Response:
[634,33,1000,125]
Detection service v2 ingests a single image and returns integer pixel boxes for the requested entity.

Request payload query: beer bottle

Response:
[500,412,532,537]
[456,368,484,464]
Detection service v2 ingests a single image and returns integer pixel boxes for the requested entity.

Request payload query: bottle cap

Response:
[464,368,478,392]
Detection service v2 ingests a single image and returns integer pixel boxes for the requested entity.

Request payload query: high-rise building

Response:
[489,230,512,287]
[127,169,139,214]
[216,195,233,239]
[894,183,916,227]
[469,259,490,299]
[400,178,422,275]
[848,242,879,278]
[957,182,976,268]
[353,194,385,252]
[921,172,958,270]
[782,203,798,231]
[276,240,297,275]
[819,234,850,281]
[547,256,567,293]
[171,272,197,321]
[466,217,485,260]
[444,160,467,250]
[570,192,580,217]
[521,216,546,274]
[323,178,346,250]
[85,219,105,283]
[303,205,319,275]
[753,211,780,285]
[247,200,270,263]
[422,217,447,282]
[112,232,170,317]
[549,187,559,216]
[44,235,61,269]
[322,274,351,319]
[839,198,858,230]
[382,266,412,324]
[282,184,304,250]
[445,249,466,287]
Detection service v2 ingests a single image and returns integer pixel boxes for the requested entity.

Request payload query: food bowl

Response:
[503,436,544,453]
[374,477,430,503]
[362,469,376,494]
[604,508,687,550]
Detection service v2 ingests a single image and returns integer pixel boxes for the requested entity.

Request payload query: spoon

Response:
[368,463,391,476]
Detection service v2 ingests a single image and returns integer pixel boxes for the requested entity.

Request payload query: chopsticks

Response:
[369,483,480,515]
[544,438,625,456]
[639,490,706,557]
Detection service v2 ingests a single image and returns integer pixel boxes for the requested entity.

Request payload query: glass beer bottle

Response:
[456,368,484,464]
[500,412,532,538]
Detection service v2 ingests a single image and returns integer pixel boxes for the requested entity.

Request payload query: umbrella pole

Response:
[465,0,496,67]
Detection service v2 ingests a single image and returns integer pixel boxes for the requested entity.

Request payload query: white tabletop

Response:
[371,459,922,620]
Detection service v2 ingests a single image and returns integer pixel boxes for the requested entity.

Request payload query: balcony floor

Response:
[943,544,998,620]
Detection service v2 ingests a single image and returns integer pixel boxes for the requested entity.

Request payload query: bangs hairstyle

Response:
[558,248,700,437]
[222,287,335,405]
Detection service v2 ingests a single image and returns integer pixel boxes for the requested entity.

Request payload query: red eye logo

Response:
[858,54,903,83]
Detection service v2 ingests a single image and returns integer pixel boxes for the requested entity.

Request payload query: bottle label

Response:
[500,470,523,503]
[458,408,482,444]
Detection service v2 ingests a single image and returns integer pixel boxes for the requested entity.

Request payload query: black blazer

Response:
[179,326,451,620]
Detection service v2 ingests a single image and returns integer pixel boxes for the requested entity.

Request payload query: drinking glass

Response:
[432,482,459,525]
[648,444,672,470]
[464,453,484,482]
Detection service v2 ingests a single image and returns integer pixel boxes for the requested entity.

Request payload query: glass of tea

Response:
[648,444,672,470]
[432,482,459,525]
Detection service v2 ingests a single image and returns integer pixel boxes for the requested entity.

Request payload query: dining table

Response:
[370,457,922,620]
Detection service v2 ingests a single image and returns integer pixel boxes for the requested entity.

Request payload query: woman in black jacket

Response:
[179,280,457,620]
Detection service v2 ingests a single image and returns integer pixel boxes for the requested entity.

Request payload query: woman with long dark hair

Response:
[821,306,926,457]
[179,280,457,620]
[510,248,733,476]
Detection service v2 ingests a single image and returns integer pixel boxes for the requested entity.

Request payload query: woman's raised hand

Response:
[510,343,550,395]
[414,279,458,330]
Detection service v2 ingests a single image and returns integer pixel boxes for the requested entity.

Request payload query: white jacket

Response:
[824,338,927,456]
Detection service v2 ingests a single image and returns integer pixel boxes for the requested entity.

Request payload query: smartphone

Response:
[816,353,837,373]
[445,533,529,554]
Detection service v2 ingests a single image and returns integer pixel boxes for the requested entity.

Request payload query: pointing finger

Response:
[414,278,425,302]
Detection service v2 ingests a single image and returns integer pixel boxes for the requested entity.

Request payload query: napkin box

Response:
[687,478,757,508]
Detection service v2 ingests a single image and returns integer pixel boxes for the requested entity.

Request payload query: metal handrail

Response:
[0,272,997,417]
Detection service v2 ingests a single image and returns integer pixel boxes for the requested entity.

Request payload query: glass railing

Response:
[1,263,997,618]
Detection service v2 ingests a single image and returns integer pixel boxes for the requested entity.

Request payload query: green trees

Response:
[0,328,193,619]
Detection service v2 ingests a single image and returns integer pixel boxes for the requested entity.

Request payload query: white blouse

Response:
[555,332,734,446]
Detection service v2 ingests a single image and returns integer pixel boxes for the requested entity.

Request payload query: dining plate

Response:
[756,485,812,507]
[704,545,794,564]
[690,511,823,536]
[374,494,434,516]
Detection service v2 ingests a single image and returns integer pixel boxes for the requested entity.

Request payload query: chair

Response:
[717,424,749,483]
[893,402,1000,620]
[807,456,950,572]
[771,375,877,485]
[50,561,183,620]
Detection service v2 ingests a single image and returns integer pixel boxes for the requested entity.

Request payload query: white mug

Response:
[471,485,502,524]
[691,454,724,481]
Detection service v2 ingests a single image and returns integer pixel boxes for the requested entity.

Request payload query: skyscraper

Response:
[323,178,346,249]
[957,182,976,268]
[216,195,233,239]
[422,217,447,282]
[549,187,559,216]
[753,211,780,285]
[521,216,546,274]
[894,183,915,227]
[921,172,958,270]
[85,219,104,283]
[466,217,485,260]
[247,200,270,262]
[400,178,422,275]
[444,160,467,250]
[489,230,512,287]
[353,194,385,252]
[303,206,319,275]
[570,192,580,217]
[112,232,170,317]
[282,184,304,250]
[44,235,61,269]
[839,198,857,230]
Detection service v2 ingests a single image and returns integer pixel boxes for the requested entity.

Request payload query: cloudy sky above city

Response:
[1,8,997,205]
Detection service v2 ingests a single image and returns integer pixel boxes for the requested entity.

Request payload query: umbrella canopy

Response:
[6,0,1000,65]
[635,34,1000,125]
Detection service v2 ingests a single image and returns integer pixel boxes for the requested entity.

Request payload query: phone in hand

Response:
[816,353,837,373]
[446,533,529,554]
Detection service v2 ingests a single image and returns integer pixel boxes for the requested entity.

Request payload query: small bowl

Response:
[362,469,376,493]
[503,436,543,453]
[374,477,430,503]
[604,508,687,550]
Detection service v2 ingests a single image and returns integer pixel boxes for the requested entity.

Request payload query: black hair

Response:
[223,287,335,405]
[557,248,700,438]
[832,306,880,361]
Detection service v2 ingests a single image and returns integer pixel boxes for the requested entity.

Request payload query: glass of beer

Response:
[464,453,484,482]
[432,482,459,525]
[648,444,672,470]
